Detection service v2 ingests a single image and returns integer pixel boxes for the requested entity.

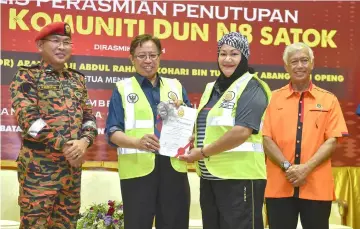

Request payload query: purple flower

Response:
[113,219,119,224]
[104,215,112,226]
[97,213,103,219]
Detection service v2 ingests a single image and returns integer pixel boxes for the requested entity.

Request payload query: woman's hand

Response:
[179,147,204,163]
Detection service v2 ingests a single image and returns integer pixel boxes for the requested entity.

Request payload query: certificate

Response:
[159,105,197,157]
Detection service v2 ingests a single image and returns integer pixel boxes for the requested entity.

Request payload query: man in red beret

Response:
[10,22,98,228]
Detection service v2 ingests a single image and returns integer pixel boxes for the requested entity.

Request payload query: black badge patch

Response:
[127,93,139,103]
[168,91,178,101]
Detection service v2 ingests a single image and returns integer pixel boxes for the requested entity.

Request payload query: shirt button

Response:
[299,113,301,116]
[298,126,301,129]
[297,140,300,143]
[300,101,302,103]
[296,154,299,157]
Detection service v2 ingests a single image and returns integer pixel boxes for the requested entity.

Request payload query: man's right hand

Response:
[286,165,308,187]
[68,157,85,168]
[62,143,72,155]
[62,141,84,168]
[136,134,160,152]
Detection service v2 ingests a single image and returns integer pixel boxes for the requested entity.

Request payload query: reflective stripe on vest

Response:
[118,77,181,155]
[203,142,263,153]
[208,72,252,126]
[123,78,154,131]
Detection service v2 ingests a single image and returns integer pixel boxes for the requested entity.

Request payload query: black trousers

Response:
[120,155,190,229]
[200,178,266,229]
[266,197,332,229]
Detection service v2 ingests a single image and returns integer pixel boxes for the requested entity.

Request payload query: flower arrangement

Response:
[77,200,124,229]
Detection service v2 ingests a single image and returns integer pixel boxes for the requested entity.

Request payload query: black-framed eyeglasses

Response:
[134,53,160,61]
[42,39,73,48]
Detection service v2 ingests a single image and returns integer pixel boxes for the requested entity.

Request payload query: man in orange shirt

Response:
[262,42,348,229]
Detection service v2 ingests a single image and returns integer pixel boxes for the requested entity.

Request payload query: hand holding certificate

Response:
[157,102,197,158]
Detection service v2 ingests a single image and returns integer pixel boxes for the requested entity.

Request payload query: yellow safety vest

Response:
[116,76,188,179]
[195,72,272,179]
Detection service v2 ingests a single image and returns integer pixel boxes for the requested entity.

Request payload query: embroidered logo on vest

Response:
[127,93,139,103]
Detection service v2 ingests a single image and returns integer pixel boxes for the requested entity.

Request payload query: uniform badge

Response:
[64,23,71,35]
[168,91,178,101]
[45,68,53,73]
[177,107,185,118]
[127,93,139,103]
[74,91,82,99]
[224,91,235,101]
[316,104,322,109]
[38,84,61,90]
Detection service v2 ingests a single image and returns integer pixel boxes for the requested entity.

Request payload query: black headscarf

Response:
[216,54,255,93]
[215,32,255,93]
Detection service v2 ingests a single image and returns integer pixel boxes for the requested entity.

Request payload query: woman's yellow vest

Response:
[195,72,272,179]
[116,76,188,180]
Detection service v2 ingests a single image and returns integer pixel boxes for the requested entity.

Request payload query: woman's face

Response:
[218,44,242,78]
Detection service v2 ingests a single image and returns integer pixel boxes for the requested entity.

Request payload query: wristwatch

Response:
[280,160,292,172]
[82,136,91,145]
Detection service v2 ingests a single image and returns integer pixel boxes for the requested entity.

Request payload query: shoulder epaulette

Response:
[19,64,40,70]
[68,68,85,77]
[313,86,334,95]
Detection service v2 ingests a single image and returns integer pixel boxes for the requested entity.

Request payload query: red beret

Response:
[35,22,71,41]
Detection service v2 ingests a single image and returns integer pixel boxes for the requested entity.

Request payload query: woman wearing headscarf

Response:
[180,32,271,229]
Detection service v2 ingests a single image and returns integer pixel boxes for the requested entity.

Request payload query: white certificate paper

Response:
[159,106,197,157]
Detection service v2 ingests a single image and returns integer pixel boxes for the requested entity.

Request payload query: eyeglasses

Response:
[134,53,160,61]
[289,58,310,67]
[42,39,73,48]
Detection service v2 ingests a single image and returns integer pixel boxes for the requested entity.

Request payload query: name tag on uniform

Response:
[38,84,61,90]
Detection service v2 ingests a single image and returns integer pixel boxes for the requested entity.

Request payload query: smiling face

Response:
[37,35,72,69]
[130,40,160,80]
[285,49,314,84]
[218,44,242,78]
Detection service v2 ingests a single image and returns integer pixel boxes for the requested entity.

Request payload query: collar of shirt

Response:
[213,82,222,96]
[40,60,55,74]
[285,81,316,98]
[135,72,163,88]
[40,60,70,77]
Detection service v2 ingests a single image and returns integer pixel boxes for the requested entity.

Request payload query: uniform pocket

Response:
[309,109,329,130]
[18,195,54,218]
[37,82,63,99]
[37,85,64,115]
